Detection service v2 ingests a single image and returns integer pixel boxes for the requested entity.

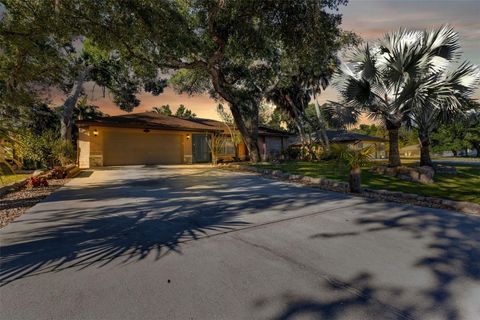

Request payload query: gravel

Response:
[0,179,68,228]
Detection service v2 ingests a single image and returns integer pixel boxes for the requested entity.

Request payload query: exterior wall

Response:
[258,136,288,161]
[77,126,291,167]
[399,144,420,158]
[265,136,283,158]
[78,128,91,169]
[77,126,211,168]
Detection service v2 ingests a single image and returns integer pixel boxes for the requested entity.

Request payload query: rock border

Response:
[0,165,81,198]
[0,179,29,197]
[217,163,480,215]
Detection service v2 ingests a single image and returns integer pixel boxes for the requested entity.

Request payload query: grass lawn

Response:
[253,161,480,204]
[0,174,30,186]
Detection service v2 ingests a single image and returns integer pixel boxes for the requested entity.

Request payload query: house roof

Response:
[290,130,386,145]
[258,126,292,137]
[325,130,386,143]
[76,112,292,137]
[77,112,225,132]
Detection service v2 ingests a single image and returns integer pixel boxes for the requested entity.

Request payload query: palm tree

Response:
[75,97,106,121]
[334,26,463,167]
[407,64,480,166]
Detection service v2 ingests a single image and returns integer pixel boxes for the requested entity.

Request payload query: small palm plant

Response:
[331,144,374,193]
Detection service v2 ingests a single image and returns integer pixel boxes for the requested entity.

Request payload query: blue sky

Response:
[87,0,480,117]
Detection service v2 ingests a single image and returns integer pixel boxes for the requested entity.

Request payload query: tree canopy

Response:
[53,0,351,161]
[152,104,197,118]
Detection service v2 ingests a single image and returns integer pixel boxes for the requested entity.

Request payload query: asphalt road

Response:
[1,166,479,320]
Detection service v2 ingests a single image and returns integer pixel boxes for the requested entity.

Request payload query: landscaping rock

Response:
[271,170,283,177]
[454,201,480,215]
[371,165,434,184]
[32,169,45,177]
[219,163,479,215]
[301,176,320,184]
[288,174,302,181]
[66,167,81,178]
[1,178,68,228]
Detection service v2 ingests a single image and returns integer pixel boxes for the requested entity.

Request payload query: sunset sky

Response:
[59,0,480,120]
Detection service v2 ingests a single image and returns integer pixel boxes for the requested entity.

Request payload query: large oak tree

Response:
[62,0,350,162]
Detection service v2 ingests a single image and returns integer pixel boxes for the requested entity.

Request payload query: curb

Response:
[217,163,480,215]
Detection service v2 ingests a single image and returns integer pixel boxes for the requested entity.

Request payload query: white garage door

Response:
[103,129,183,165]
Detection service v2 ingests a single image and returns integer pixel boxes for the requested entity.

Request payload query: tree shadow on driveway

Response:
[256,203,480,319]
[0,168,348,286]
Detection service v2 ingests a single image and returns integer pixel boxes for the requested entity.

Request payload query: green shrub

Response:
[282,145,301,160]
[52,140,76,166]
[15,130,70,168]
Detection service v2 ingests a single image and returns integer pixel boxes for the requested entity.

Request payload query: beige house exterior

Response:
[399,144,421,158]
[77,112,290,168]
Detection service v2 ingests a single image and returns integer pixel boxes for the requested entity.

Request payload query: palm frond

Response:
[323,101,360,128]
[423,25,461,62]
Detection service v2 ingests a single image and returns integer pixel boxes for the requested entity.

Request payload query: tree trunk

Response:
[229,102,260,163]
[419,133,433,167]
[386,121,401,167]
[314,98,330,151]
[60,67,90,142]
[452,150,457,157]
[349,166,362,193]
[209,68,260,163]
[472,141,480,157]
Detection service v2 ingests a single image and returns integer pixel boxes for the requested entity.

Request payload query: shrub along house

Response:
[76,112,291,168]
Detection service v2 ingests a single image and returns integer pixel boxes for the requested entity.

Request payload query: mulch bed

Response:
[0,179,69,228]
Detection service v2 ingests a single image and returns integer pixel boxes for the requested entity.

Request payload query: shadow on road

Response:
[1,168,479,319]
[256,204,480,319]
[0,169,339,286]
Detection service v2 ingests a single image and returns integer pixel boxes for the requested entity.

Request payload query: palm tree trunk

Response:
[419,134,433,167]
[349,166,362,193]
[386,121,401,167]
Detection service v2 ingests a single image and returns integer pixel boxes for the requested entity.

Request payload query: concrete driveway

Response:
[1,166,479,320]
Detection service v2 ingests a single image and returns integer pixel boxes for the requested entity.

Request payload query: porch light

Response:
[186,134,190,140]
[93,129,98,137]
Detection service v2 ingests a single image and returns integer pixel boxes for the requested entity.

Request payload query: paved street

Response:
[1,166,479,320]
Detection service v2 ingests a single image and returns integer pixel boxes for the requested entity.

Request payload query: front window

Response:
[220,140,236,155]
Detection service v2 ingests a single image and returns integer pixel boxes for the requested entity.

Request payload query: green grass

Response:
[253,161,480,204]
[0,174,30,186]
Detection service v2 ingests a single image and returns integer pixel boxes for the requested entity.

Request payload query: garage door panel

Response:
[103,130,183,165]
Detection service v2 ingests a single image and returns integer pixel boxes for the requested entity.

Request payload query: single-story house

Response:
[289,130,387,159]
[76,112,291,168]
[399,144,420,158]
